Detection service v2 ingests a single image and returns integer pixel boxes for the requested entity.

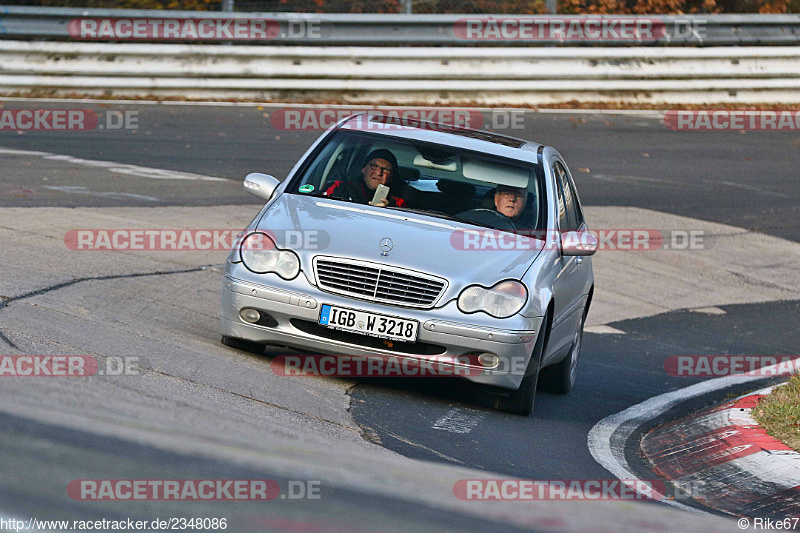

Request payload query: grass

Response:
[753,373,800,452]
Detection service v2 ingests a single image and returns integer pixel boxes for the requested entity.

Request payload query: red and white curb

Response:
[642,385,800,519]
[588,357,800,521]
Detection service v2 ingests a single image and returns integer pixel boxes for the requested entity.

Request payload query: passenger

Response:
[323,149,406,207]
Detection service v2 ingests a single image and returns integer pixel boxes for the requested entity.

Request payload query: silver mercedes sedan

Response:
[220,114,596,415]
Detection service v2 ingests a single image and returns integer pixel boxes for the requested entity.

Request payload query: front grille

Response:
[314,257,446,308]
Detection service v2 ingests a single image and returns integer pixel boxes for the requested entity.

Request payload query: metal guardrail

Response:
[1,6,800,46]
[1,40,799,103]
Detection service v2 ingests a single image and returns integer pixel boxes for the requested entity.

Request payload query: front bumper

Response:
[220,274,543,390]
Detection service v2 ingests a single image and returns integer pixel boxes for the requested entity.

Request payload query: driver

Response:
[323,149,406,208]
[494,185,528,223]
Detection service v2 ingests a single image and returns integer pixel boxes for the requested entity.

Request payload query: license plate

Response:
[318,304,419,342]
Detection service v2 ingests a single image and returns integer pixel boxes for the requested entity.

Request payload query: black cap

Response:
[364,149,398,177]
[495,184,526,196]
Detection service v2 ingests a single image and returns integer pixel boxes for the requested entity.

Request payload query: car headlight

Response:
[457,280,528,318]
[239,232,300,280]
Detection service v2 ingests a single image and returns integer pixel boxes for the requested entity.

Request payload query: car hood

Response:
[256,194,543,296]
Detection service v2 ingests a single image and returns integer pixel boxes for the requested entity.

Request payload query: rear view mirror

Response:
[413,154,457,171]
[243,173,280,201]
[561,230,598,256]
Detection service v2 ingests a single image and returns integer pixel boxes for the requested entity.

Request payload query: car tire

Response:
[494,310,549,416]
[541,309,585,395]
[220,335,266,354]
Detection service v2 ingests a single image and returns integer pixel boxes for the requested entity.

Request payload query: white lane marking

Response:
[42,186,160,202]
[0,147,226,182]
[432,408,485,434]
[585,325,626,335]
[705,179,790,199]
[0,148,47,156]
[589,174,676,187]
[587,356,800,515]
[689,307,727,315]
[592,174,790,199]
[383,431,468,465]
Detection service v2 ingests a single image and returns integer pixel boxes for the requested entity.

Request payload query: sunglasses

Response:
[367,163,392,176]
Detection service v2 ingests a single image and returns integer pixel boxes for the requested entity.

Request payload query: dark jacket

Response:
[323,176,406,207]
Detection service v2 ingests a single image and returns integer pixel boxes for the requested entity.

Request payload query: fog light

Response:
[240,308,261,323]
[477,352,500,368]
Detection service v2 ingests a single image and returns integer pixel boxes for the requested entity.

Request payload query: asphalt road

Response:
[350,300,800,500]
[1,100,799,240]
[0,411,530,533]
[1,98,798,530]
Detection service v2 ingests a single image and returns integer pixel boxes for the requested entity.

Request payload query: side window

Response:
[552,162,569,231]
[554,161,581,231]
[563,166,584,228]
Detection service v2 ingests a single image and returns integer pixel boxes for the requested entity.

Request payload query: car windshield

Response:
[288,130,544,233]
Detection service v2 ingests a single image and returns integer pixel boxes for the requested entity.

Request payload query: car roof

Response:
[339,113,543,164]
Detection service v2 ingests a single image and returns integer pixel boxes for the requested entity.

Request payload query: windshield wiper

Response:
[384,207,506,231]
[384,207,464,222]
[304,193,357,204]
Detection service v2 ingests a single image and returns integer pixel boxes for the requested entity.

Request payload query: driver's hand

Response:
[369,198,389,207]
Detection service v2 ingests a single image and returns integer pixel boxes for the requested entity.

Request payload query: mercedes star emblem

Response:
[379,237,394,256]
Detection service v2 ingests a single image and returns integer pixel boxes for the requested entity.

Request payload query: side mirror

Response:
[243,173,280,201]
[561,230,598,256]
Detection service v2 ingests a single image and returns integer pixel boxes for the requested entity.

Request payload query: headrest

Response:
[395,166,420,183]
[437,179,476,196]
